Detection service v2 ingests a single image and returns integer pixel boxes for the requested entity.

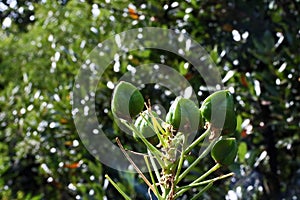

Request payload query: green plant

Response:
[107,81,238,199]
[1,0,299,199]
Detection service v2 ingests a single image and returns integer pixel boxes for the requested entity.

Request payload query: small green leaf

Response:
[238,142,247,163]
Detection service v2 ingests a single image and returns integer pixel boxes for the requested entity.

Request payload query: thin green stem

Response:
[177,139,216,183]
[105,174,131,200]
[176,171,233,190]
[148,150,164,194]
[126,123,165,167]
[140,112,167,147]
[193,163,221,183]
[144,156,162,200]
[150,113,168,147]
[116,138,156,194]
[190,182,213,200]
[175,163,221,197]
[174,136,186,184]
[184,126,211,155]
[174,172,233,199]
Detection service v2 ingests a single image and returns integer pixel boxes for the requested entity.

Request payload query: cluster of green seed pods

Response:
[165,90,237,135]
[111,82,238,166]
[112,82,237,135]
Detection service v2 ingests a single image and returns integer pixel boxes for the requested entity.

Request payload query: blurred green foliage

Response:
[0,0,299,199]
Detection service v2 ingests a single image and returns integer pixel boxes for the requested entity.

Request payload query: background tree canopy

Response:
[0,0,299,199]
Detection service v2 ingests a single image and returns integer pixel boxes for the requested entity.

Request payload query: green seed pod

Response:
[211,138,238,166]
[111,81,144,120]
[134,110,158,139]
[200,90,236,134]
[166,97,200,133]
